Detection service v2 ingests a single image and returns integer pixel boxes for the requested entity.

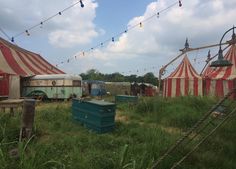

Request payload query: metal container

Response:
[72,99,116,133]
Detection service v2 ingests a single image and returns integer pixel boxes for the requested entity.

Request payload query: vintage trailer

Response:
[82,80,106,96]
[22,74,82,99]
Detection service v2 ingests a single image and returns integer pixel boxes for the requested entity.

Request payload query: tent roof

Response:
[0,37,64,76]
[166,55,201,79]
[203,44,236,80]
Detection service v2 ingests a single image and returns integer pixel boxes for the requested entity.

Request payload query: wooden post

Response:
[19,99,35,141]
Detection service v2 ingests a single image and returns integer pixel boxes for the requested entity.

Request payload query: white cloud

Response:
[0,0,100,48]
[73,0,236,74]
[48,0,99,48]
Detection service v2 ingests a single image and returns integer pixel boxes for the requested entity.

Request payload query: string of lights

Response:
[0,27,12,42]
[10,0,85,42]
[55,0,183,67]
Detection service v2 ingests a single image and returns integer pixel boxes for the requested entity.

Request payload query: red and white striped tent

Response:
[163,55,203,97]
[203,44,236,97]
[0,37,64,98]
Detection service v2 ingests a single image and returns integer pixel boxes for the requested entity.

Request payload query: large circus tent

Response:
[0,37,64,98]
[203,43,236,98]
[163,55,203,97]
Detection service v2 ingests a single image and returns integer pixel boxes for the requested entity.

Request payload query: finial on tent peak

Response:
[232,25,236,40]
[207,50,211,58]
[185,38,189,49]
[179,38,191,52]
[206,50,211,63]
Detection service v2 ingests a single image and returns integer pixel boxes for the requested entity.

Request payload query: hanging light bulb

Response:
[58,12,62,15]
[11,37,14,42]
[25,30,30,36]
[80,0,84,8]
[139,22,143,28]
[179,0,182,7]
[157,12,160,18]
[112,37,114,42]
[82,52,85,56]
[67,59,69,63]
[124,30,127,33]
[40,22,43,28]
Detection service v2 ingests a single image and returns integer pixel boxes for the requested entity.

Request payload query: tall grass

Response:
[0,96,235,169]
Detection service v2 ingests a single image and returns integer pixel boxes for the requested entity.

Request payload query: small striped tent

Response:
[163,55,203,97]
[0,37,64,98]
[203,44,236,97]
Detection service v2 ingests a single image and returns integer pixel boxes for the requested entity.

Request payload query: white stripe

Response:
[171,79,176,97]
[0,50,15,74]
[10,49,34,75]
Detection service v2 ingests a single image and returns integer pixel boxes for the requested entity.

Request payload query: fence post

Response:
[19,99,36,141]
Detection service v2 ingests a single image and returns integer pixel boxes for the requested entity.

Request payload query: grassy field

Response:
[0,96,235,169]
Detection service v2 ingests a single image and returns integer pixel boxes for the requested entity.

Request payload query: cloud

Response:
[48,0,99,48]
[73,0,236,74]
[0,0,100,48]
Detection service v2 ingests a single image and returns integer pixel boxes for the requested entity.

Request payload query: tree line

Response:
[80,69,159,86]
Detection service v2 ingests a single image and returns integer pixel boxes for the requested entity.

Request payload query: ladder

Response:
[151,88,236,169]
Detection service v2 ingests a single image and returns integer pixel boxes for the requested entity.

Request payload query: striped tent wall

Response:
[163,55,203,97]
[0,37,64,76]
[203,44,236,97]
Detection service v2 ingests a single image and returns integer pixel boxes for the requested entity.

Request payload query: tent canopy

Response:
[0,37,64,76]
[163,55,202,97]
[167,55,202,79]
[203,44,236,80]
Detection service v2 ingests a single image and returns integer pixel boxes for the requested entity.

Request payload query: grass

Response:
[0,96,235,169]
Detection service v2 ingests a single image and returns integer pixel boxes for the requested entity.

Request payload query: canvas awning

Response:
[0,37,64,76]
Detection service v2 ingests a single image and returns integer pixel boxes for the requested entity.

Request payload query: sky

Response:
[1,0,236,77]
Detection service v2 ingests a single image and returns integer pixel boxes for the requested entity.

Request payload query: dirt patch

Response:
[115,113,129,123]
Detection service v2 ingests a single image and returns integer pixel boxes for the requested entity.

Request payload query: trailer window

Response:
[73,80,81,87]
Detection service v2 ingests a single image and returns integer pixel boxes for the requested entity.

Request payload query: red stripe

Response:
[234,46,236,68]
[0,74,9,96]
[176,78,180,96]
[193,78,198,96]
[215,80,224,97]
[24,53,50,74]
[37,54,64,74]
[177,62,184,77]
[167,79,172,97]
[16,51,41,75]
[222,47,233,79]
[170,64,181,77]
[31,53,63,74]
[0,42,27,75]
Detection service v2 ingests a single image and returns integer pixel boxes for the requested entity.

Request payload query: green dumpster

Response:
[115,95,138,103]
[72,99,116,133]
